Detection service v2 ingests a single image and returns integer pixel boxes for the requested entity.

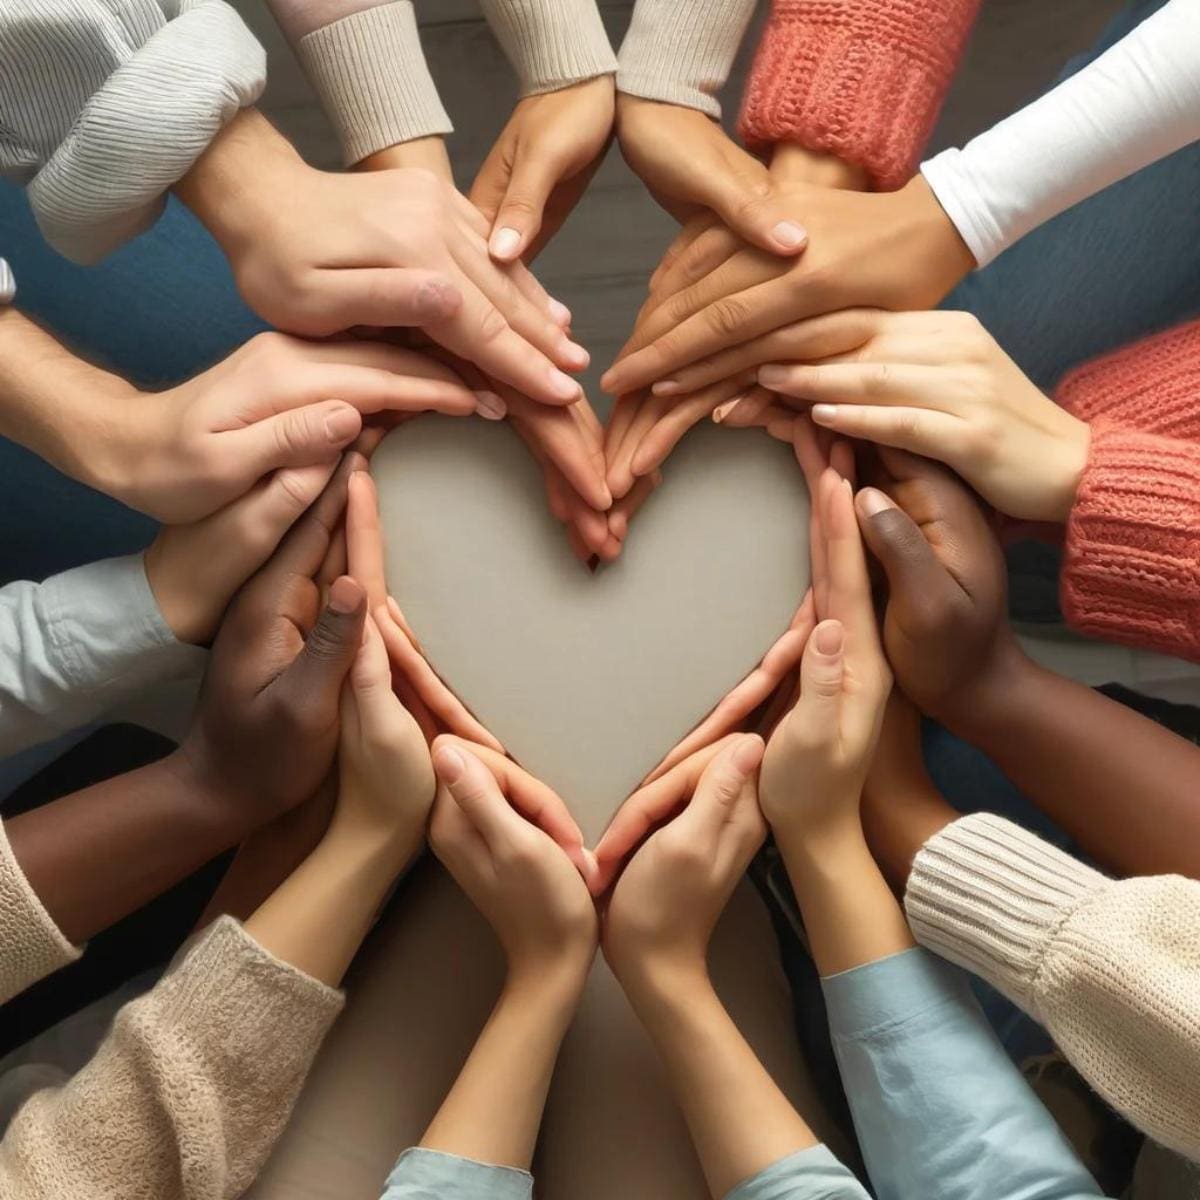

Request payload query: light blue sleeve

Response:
[822,948,1109,1200]
[380,1147,533,1200]
[723,1143,871,1200]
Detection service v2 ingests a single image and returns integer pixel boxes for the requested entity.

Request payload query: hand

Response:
[760,469,891,849]
[103,333,492,525]
[471,77,616,263]
[430,739,597,984]
[601,173,974,405]
[602,734,767,986]
[178,112,587,407]
[175,459,367,832]
[334,612,436,864]
[616,96,808,255]
[853,450,1024,725]
[732,310,1090,523]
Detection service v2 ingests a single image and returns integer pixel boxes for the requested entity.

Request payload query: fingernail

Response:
[731,735,765,774]
[490,227,522,259]
[328,575,361,614]
[771,220,808,249]
[324,406,360,443]
[855,487,895,518]
[434,744,466,783]
[713,394,747,424]
[561,338,590,370]
[652,379,681,396]
[474,390,507,420]
[548,297,572,326]
[757,365,790,388]
[548,367,583,402]
[814,619,843,656]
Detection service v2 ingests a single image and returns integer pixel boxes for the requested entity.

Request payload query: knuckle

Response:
[475,303,511,345]
[866,363,893,396]
[709,296,748,338]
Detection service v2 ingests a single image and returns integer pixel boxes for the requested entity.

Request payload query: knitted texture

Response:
[0,820,79,1005]
[618,0,756,119]
[0,0,265,264]
[738,0,980,190]
[907,814,1200,1161]
[0,917,343,1199]
[482,0,617,97]
[1056,320,1200,662]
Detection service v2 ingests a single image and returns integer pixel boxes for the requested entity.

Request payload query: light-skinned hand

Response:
[430,739,598,985]
[471,77,616,264]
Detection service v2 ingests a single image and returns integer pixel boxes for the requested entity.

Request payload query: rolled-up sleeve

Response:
[381,1147,533,1200]
[723,1143,869,1200]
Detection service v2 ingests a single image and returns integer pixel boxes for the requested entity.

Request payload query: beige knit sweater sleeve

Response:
[905,812,1200,1162]
[0,917,343,1199]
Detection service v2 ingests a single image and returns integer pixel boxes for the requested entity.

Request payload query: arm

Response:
[761,463,1103,1200]
[0,0,263,263]
[740,0,980,190]
[921,0,1200,266]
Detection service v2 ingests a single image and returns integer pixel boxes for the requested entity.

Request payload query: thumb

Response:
[432,739,520,846]
[706,168,808,257]
[793,619,845,733]
[488,153,560,262]
[276,575,366,724]
[231,401,362,482]
[677,734,765,841]
[855,487,953,612]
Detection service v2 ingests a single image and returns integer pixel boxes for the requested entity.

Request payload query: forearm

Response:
[420,967,583,1170]
[947,659,1200,879]
[244,823,411,987]
[860,774,957,894]
[625,965,818,1199]
[4,753,244,944]
[777,819,914,977]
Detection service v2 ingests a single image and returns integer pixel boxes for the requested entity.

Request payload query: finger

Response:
[310,268,462,333]
[226,400,362,480]
[672,734,765,841]
[854,485,958,609]
[649,221,744,304]
[791,618,845,733]
[647,212,721,297]
[346,469,388,609]
[627,376,747,479]
[687,162,807,258]
[432,739,523,846]
[822,472,878,642]
[487,151,561,262]
[316,521,348,607]
[507,391,612,511]
[757,361,945,409]
[271,574,367,725]
[604,469,659,543]
[607,391,672,499]
[811,403,962,461]
[346,612,398,722]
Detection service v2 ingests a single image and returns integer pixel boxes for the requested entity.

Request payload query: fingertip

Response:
[769,220,808,253]
[855,487,896,521]
[433,742,467,784]
[328,574,365,615]
[812,618,844,657]
[489,226,523,262]
[730,733,765,775]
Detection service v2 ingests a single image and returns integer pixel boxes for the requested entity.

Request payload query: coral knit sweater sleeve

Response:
[1055,319,1200,663]
[737,0,980,191]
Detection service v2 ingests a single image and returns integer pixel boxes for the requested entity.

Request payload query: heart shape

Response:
[374,417,810,842]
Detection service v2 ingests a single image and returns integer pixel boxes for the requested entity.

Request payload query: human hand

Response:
[600,174,974,413]
[178,112,586,406]
[430,739,598,985]
[853,450,1025,727]
[602,734,767,988]
[471,77,616,263]
[616,96,808,255]
[723,309,1091,523]
[759,469,891,850]
[333,612,436,866]
[175,459,367,832]
[104,333,496,525]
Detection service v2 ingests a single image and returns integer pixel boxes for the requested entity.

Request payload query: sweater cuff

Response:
[738,0,980,191]
[904,813,1107,1016]
[296,3,452,166]
[482,0,617,98]
[618,0,755,119]
[27,0,264,264]
[1060,417,1200,660]
[0,819,81,1004]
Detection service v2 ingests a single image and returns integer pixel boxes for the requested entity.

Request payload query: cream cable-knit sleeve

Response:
[480,0,617,96]
[0,0,265,264]
[618,0,758,119]
[905,813,1200,1161]
[0,819,79,1005]
[0,917,343,1198]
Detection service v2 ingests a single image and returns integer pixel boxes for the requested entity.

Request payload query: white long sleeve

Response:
[0,0,265,264]
[0,555,206,760]
[920,0,1200,267]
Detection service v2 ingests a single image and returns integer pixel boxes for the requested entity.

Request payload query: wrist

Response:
[612,949,709,1014]
[358,136,454,181]
[771,143,868,191]
[894,174,976,300]
[1042,416,1091,523]
[505,953,591,1015]
[931,639,1035,741]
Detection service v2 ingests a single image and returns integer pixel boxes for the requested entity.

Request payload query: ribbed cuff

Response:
[385,1147,533,1199]
[482,0,617,97]
[1060,418,1200,660]
[739,0,980,191]
[297,3,452,166]
[618,0,755,118]
[0,818,81,1004]
[27,0,265,264]
[905,814,1107,1016]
